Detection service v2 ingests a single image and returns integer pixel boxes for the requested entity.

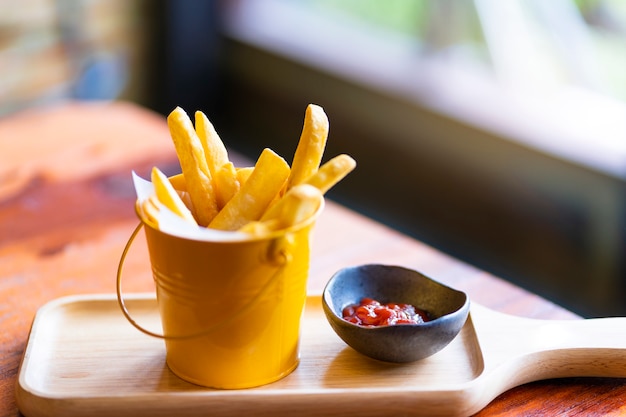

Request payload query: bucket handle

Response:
[116,222,293,340]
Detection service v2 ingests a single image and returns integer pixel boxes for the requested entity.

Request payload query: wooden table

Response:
[1,101,625,416]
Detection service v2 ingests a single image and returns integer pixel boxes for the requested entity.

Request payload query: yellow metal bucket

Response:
[117,200,323,389]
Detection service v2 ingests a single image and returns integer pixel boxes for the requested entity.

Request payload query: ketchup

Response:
[342,297,430,327]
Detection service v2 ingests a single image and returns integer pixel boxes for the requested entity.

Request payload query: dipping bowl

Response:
[322,264,470,363]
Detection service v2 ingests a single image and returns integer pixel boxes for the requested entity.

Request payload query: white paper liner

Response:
[132,171,249,242]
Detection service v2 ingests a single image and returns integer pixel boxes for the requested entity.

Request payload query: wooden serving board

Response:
[16,294,626,417]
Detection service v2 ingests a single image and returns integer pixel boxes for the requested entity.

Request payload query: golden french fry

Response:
[140,195,161,226]
[165,173,194,211]
[239,185,321,236]
[236,166,254,185]
[167,173,186,191]
[209,148,290,231]
[151,104,354,235]
[238,219,281,237]
[151,167,197,225]
[286,104,329,190]
[260,184,323,228]
[195,111,229,176]
[303,154,356,194]
[167,107,218,226]
[214,161,240,209]
[177,191,193,214]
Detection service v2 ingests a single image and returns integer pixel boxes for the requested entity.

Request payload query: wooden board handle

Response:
[463,305,626,411]
[471,304,626,387]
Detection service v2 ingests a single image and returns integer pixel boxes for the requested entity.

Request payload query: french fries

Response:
[194,110,229,175]
[213,162,240,209]
[144,104,355,236]
[167,107,218,226]
[209,148,289,231]
[240,185,322,237]
[238,219,281,236]
[236,167,254,185]
[151,167,197,225]
[140,195,162,227]
[167,173,186,191]
[260,184,323,225]
[286,104,329,190]
[303,154,356,194]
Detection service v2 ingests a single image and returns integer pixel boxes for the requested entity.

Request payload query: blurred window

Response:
[301,0,626,103]
[223,0,626,178]
[0,0,149,116]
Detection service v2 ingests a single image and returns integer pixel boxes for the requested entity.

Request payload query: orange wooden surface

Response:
[1,101,625,416]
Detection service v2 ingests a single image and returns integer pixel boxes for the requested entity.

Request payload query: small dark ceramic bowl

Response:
[322,264,470,363]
